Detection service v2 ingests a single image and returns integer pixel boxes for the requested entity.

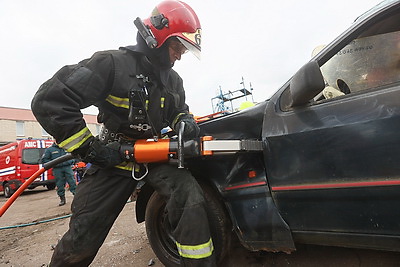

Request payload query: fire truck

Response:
[0,139,55,197]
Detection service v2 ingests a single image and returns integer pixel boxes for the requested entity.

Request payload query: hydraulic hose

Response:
[0,153,75,217]
[0,214,72,230]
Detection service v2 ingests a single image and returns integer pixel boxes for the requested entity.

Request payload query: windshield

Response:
[22,148,46,165]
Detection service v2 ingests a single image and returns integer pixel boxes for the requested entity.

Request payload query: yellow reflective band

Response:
[59,127,93,152]
[106,95,129,109]
[172,113,186,129]
[160,97,165,108]
[134,163,140,172]
[114,162,134,171]
[175,238,214,259]
[145,100,149,110]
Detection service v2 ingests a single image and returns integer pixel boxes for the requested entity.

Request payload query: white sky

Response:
[0,0,381,116]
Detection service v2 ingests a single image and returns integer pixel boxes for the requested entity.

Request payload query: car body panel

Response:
[266,85,400,236]
[195,0,400,252]
[137,0,400,254]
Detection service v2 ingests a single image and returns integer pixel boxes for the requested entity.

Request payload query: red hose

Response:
[0,153,75,217]
[0,167,46,217]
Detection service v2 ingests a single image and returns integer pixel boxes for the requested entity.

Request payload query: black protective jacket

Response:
[31,43,190,154]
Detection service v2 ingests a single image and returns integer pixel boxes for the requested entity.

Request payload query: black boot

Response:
[59,195,66,206]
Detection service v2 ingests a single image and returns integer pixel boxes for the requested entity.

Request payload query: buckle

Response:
[130,123,152,132]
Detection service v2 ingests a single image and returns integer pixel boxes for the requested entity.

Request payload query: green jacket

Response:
[41,143,74,168]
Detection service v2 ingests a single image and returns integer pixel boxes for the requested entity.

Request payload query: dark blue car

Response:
[135,1,400,265]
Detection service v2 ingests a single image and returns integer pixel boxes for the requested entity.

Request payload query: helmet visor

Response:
[177,36,201,60]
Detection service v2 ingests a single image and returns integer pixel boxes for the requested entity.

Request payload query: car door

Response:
[263,4,400,237]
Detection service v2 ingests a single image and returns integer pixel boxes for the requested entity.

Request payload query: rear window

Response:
[22,148,46,165]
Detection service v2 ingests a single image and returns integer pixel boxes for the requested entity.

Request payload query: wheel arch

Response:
[142,176,233,266]
[134,175,229,225]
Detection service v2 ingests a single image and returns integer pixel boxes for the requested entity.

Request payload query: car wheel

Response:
[47,184,56,190]
[145,183,231,267]
[4,183,15,198]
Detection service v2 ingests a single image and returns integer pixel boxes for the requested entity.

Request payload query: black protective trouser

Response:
[50,166,137,266]
[50,164,215,267]
[146,165,216,267]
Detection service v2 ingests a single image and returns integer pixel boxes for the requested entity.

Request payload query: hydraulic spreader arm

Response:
[1,121,263,217]
[122,134,263,168]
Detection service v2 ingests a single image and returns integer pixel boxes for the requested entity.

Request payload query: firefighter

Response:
[72,161,86,183]
[41,142,76,206]
[31,1,214,266]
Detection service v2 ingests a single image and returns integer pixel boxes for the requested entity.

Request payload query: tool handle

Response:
[43,153,75,170]
[177,121,185,168]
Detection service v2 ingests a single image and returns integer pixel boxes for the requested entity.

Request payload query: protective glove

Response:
[73,137,124,168]
[174,115,200,139]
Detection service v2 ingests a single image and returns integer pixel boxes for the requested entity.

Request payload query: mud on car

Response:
[134,1,400,265]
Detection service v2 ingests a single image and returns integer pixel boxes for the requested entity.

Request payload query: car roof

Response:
[354,0,400,23]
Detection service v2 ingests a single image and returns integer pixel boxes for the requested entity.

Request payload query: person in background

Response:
[72,161,86,183]
[41,142,76,206]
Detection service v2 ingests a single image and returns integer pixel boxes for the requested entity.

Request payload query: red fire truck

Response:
[0,139,55,197]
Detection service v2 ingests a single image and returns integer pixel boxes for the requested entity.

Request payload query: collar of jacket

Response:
[122,34,172,87]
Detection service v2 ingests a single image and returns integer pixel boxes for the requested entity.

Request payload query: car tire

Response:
[47,184,56,190]
[4,183,15,198]
[145,183,232,267]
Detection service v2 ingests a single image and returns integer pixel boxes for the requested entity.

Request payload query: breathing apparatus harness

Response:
[128,74,159,141]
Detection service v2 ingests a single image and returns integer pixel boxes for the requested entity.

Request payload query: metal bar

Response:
[202,140,263,152]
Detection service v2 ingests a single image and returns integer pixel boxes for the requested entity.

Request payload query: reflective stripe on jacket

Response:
[32,48,190,153]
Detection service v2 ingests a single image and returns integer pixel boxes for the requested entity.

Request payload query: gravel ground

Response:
[1,187,400,267]
[0,188,162,267]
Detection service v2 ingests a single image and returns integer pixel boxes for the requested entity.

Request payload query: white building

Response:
[0,106,100,146]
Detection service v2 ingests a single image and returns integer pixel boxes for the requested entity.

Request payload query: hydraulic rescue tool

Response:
[0,122,262,217]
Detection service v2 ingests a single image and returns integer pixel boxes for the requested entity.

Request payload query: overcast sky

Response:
[0,0,381,116]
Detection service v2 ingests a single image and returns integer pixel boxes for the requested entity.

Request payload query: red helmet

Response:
[143,0,201,59]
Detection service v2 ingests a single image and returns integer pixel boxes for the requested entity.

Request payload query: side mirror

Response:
[289,61,325,107]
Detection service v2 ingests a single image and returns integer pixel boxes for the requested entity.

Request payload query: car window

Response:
[278,7,400,110]
[22,148,46,165]
[320,30,400,97]
[316,10,400,101]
